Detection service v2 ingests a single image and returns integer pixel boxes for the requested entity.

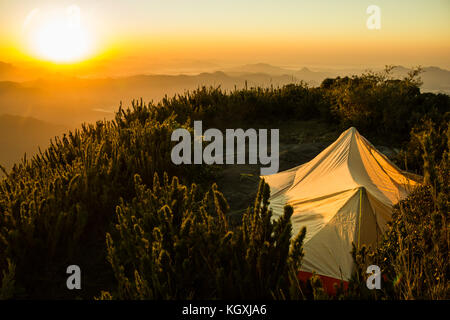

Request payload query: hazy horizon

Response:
[0,0,449,78]
[1,0,449,169]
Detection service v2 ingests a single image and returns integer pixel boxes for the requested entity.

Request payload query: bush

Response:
[394,117,449,174]
[102,176,306,299]
[0,259,15,300]
[0,78,448,299]
[324,66,450,145]
[149,84,326,129]
[0,105,205,299]
[350,124,449,300]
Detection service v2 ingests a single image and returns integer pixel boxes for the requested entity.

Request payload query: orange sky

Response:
[0,0,449,75]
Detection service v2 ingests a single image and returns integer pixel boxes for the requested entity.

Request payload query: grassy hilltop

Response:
[0,68,448,299]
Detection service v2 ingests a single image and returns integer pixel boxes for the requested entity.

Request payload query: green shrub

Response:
[324,66,450,144]
[102,176,306,299]
[0,105,204,298]
[350,124,449,300]
[148,84,326,129]
[0,78,448,300]
[395,118,449,174]
[0,259,15,300]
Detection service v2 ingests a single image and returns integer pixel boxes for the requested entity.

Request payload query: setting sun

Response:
[33,19,89,63]
[26,5,92,63]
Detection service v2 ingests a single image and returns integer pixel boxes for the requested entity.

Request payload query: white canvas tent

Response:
[262,127,421,281]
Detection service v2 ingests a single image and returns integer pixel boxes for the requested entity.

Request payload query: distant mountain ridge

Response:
[1,60,449,92]
[225,63,450,91]
[1,62,449,126]
[0,62,448,175]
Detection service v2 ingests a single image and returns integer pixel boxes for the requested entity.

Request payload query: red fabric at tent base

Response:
[298,271,349,296]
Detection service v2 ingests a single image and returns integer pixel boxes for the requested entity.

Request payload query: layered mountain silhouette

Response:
[1,62,448,126]
[0,61,449,173]
[224,63,450,92]
[226,63,333,84]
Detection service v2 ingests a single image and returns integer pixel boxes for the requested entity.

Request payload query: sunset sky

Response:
[0,0,449,75]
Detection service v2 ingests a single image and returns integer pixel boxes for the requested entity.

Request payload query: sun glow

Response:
[26,5,93,63]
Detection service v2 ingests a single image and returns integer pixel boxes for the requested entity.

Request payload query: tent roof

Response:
[262,127,421,280]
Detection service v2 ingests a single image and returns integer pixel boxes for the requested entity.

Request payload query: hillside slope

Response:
[0,114,67,172]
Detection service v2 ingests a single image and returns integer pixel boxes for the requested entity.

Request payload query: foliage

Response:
[324,66,450,144]
[102,176,306,299]
[0,107,202,298]
[0,259,15,300]
[350,124,449,300]
[0,71,448,299]
[394,117,449,174]
[150,84,327,129]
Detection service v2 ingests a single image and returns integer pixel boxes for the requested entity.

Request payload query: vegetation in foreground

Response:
[0,67,448,299]
[348,123,449,300]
